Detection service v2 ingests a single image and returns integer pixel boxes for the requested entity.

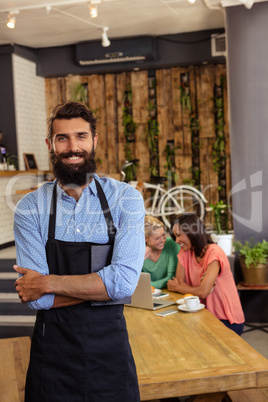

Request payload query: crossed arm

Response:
[14,265,110,308]
[13,183,145,309]
[167,260,220,299]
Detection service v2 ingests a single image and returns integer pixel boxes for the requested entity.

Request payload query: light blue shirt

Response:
[14,175,145,310]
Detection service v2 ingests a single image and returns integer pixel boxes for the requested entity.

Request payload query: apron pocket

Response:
[39,315,138,399]
[84,317,129,394]
[41,322,86,396]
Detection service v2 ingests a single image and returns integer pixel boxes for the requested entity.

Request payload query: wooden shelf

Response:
[0,170,53,195]
[15,189,37,195]
[237,282,268,290]
[0,170,51,178]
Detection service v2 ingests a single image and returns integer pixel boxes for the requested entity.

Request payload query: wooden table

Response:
[0,336,31,402]
[124,291,268,401]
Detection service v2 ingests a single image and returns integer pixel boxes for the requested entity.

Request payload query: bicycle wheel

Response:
[160,187,206,229]
[142,183,167,218]
[129,181,168,218]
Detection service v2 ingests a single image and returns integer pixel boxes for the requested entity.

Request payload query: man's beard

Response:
[50,148,96,187]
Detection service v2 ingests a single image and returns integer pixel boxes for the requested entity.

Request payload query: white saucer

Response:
[178,303,205,313]
[176,299,185,305]
[152,289,161,296]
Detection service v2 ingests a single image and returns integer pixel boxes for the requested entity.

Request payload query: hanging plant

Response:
[147,100,159,152]
[124,144,137,181]
[148,117,160,178]
[179,73,201,187]
[212,94,225,171]
[163,142,179,187]
[122,107,136,142]
[70,82,101,119]
[147,77,160,178]
[180,73,191,111]
[122,88,137,181]
[191,166,201,184]
[71,82,88,105]
[213,77,227,201]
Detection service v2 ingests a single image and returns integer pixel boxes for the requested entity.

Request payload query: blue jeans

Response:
[220,320,244,336]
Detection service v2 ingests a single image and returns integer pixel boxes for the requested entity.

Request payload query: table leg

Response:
[243,323,268,333]
[188,392,227,401]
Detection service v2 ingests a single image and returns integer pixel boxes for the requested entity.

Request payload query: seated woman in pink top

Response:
[167,213,245,335]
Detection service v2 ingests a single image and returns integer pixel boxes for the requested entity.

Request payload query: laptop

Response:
[126,272,176,310]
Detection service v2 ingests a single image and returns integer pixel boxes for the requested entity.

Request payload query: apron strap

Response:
[94,178,116,243]
[48,180,57,239]
[48,179,116,242]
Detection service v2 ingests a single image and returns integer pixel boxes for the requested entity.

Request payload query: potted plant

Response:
[234,238,268,285]
[209,200,234,256]
[6,153,18,171]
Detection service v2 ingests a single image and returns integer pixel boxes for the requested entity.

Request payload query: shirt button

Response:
[77,228,80,233]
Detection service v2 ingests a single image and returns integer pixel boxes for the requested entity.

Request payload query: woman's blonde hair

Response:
[144,216,164,238]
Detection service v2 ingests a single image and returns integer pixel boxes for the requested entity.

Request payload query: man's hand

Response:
[14,266,110,303]
[14,265,47,303]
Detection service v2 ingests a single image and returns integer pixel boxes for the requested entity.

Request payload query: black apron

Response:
[25,179,140,402]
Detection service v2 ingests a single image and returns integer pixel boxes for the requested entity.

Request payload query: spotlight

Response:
[7,13,16,29]
[187,0,196,3]
[102,27,110,47]
[89,4,98,18]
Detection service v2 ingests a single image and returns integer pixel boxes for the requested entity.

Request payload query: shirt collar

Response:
[88,174,98,196]
[55,173,99,199]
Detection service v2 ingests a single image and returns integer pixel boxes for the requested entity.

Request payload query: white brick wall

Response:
[0,55,50,246]
[0,174,39,245]
[12,54,49,171]
[0,178,14,244]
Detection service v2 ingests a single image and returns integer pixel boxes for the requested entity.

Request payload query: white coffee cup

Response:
[184,296,200,310]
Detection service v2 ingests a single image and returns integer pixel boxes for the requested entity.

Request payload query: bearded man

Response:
[13,101,145,402]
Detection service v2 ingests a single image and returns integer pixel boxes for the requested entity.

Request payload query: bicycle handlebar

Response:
[120,159,140,181]
[120,159,139,171]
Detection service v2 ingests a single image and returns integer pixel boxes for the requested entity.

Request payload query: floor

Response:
[0,246,267,360]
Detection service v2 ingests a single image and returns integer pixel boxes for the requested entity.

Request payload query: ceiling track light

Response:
[2,3,111,47]
[89,4,98,18]
[7,14,15,29]
[102,27,110,47]
[7,10,19,29]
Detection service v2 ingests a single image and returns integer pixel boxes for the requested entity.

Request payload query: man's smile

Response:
[59,152,85,165]
[64,155,83,164]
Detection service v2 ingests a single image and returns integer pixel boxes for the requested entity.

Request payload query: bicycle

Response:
[120,160,207,229]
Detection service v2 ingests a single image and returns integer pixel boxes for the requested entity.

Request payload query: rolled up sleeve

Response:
[98,186,145,300]
[14,194,55,310]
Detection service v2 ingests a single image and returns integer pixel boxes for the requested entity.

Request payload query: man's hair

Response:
[47,101,97,143]
[145,215,164,238]
[171,213,214,257]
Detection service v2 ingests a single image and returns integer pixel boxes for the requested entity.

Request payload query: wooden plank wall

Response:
[45,64,229,207]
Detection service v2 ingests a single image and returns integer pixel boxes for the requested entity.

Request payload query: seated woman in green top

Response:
[142,216,180,289]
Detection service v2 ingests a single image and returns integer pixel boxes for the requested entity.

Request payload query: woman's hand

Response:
[144,246,152,260]
[167,277,180,292]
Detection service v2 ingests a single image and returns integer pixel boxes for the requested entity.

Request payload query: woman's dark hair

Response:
[171,213,214,257]
[47,101,97,143]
